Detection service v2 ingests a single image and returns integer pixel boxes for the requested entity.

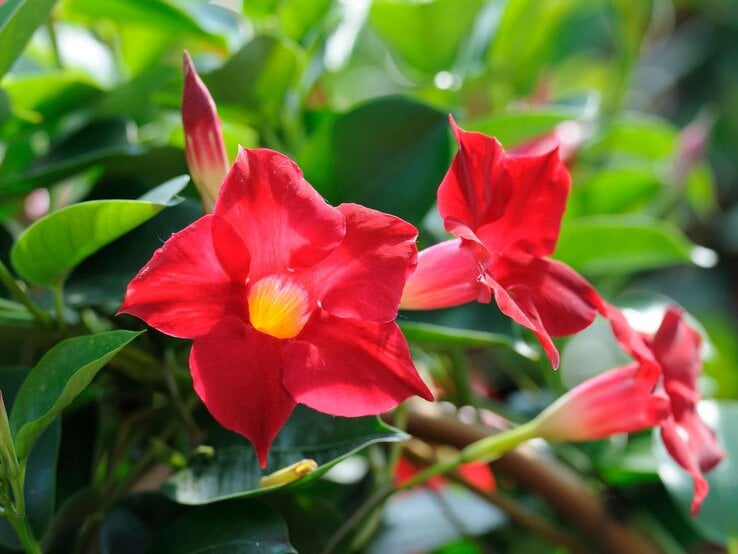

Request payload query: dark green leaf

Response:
[9,330,142,460]
[10,176,188,286]
[206,35,303,122]
[370,0,484,74]
[0,118,142,195]
[555,215,700,277]
[147,500,296,554]
[655,400,738,545]
[0,367,60,549]
[164,406,406,505]
[0,0,59,80]
[299,97,450,224]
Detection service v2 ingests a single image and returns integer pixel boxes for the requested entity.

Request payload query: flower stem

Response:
[0,395,41,554]
[0,261,51,328]
[321,421,539,554]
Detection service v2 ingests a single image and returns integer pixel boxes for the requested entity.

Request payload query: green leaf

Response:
[164,406,406,505]
[10,175,188,286]
[370,0,484,74]
[466,108,582,149]
[0,0,59,81]
[206,35,303,122]
[400,321,517,350]
[0,118,142,195]
[9,330,142,460]
[278,0,333,42]
[555,215,701,277]
[299,97,450,225]
[0,367,60,549]
[148,500,296,554]
[655,400,738,545]
[62,0,221,45]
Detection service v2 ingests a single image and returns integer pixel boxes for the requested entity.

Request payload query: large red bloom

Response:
[120,148,433,466]
[401,117,601,368]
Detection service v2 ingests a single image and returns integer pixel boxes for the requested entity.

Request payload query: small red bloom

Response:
[649,306,724,516]
[401,117,601,368]
[120,148,433,466]
[536,302,723,515]
[182,51,230,212]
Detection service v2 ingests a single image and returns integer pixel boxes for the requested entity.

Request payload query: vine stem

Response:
[52,281,67,332]
[0,261,51,328]
[0,395,41,554]
[320,420,538,554]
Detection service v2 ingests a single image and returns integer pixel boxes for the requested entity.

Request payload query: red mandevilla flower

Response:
[401,117,601,368]
[535,303,723,515]
[182,51,229,212]
[120,148,433,466]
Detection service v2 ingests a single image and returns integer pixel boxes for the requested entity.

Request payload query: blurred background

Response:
[0,0,737,552]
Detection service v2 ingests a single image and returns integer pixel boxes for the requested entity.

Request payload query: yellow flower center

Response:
[247,275,312,339]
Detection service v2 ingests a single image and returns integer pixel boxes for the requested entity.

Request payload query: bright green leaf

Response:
[400,321,517,350]
[655,400,738,545]
[466,108,581,149]
[164,406,406,505]
[9,330,142,460]
[278,0,333,42]
[370,0,484,74]
[62,0,221,45]
[148,500,296,554]
[555,215,700,277]
[10,175,188,286]
[0,0,59,81]
[0,367,60,549]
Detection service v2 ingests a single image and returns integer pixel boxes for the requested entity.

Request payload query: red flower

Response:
[120,148,433,466]
[401,117,601,368]
[182,51,229,212]
[536,303,723,515]
[649,306,724,516]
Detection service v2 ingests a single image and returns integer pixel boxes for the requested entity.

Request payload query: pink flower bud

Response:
[182,51,230,213]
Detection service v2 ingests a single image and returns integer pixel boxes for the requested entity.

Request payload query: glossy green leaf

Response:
[400,321,517,350]
[2,71,101,124]
[206,35,303,121]
[63,0,220,45]
[10,175,187,286]
[569,167,661,216]
[164,406,406,505]
[148,500,296,554]
[0,0,59,80]
[555,215,700,277]
[0,118,142,195]
[299,97,450,225]
[278,0,333,42]
[9,330,142,460]
[370,0,484,74]
[655,400,738,545]
[0,367,60,549]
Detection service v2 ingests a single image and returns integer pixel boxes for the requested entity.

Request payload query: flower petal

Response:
[119,215,249,338]
[214,148,346,278]
[439,117,570,258]
[487,255,601,368]
[535,364,669,441]
[660,418,711,516]
[190,317,296,468]
[400,238,491,310]
[304,203,418,322]
[282,312,433,416]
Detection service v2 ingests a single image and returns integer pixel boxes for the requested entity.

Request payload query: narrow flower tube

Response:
[182,51,230,212]
[400,239,490,310]
[532,364,670,442]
